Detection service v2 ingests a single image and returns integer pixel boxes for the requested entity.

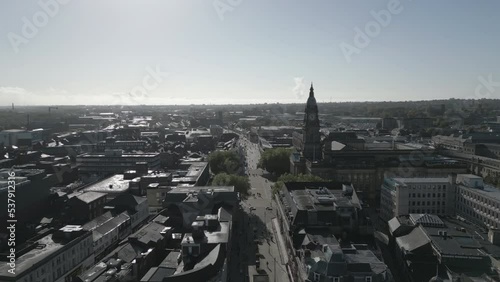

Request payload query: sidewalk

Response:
[271,218,288,265]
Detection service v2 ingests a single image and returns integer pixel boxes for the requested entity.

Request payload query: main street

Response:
[234,134,290,282]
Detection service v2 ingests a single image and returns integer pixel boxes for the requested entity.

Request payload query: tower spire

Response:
[309,82,314,98]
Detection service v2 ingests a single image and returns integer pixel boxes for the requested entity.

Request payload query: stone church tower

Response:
[302,83,322,161]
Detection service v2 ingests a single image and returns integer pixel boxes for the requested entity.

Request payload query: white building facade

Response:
[455,174,500,229]
[0,226,95,282]
[380,176,455,221]
[381,174,500,230]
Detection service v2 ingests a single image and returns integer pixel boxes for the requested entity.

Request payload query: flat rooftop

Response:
[130,222,170,246]
[182,221,230,245]
[288,186,359,211]
[0,228,89,280]
[78,153,159,158]
[425,218,500,259]
[392,177,450,184]
[167,186,234,194]
[83,174,130,193]
[461,183,500,202]
[69,191,106,203]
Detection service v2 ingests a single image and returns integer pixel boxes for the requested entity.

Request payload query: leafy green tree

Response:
[258,148,292,176]
[271,173,329,196]
[208,150,241,174]
[212,173,251,198]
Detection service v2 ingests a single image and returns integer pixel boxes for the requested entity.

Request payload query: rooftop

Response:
[394,215,500,262]
[94,213,130,241]
[392,177,450,184]
[167,186,235,194]
[286,184,360,211]
[82,211,114,231]
[82,174,131,194]
[425,217,500,259]
[1,129,26,133]
[70,191,107,204]
[129,222,170,246]
[0,227,90,279]
[304,234,389,277]
[460,182,500,201]
[78,152,159,158]
[182,221,230,245]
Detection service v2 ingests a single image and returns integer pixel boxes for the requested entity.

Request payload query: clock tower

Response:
[302,83,322,161]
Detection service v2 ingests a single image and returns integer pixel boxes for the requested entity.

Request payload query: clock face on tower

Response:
[308,113,316,121]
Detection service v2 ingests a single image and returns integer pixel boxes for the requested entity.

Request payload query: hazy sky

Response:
[1,0,499,105]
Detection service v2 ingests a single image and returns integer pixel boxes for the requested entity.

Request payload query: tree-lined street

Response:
[229,134,290,282]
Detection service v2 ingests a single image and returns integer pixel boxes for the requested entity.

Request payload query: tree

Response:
[208,150,241,175]
[271,173,329,196]
[258,148,292,176]
[212,173,251,198]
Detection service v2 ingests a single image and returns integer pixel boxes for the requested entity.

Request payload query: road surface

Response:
[228,134,290,282]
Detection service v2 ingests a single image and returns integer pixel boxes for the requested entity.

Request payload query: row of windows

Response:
[23,237,92,282]
[409,208,445,214]
[459,197,499,214]
[457,204,500,228]
[458,199,500,220]
[460,189,500,208]
[410,201,446,207]
[312,272,372,282]
[411,192,446,198]
[409,184,447,190]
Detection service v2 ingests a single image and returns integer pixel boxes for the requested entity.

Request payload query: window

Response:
[366,277,372,282]
[314,272,321,281]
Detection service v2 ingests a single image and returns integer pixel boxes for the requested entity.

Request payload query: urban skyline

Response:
[2,1,500,282]
[1,1,500,105]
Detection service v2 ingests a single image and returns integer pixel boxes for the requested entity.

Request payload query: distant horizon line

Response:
[2,97,500,108]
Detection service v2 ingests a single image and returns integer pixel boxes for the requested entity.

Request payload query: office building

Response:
[77,150,160,176]
[388,214,500,281]
[299,234,392,282]
[380,176,455,221]
[381,174,500,229]
[0,226,94,282]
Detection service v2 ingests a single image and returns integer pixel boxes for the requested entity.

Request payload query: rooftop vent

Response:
[438,230,448,239]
